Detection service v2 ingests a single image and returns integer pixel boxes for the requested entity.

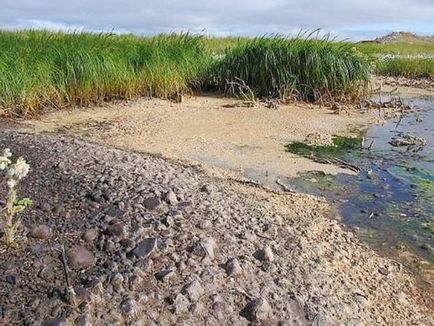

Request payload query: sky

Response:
[1,0,434,41]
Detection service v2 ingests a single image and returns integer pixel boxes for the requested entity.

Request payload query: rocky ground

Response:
[0,131,432,325]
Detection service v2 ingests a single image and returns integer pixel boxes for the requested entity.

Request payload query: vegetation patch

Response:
[0,31,212,116]
[210,36,371,102]
[376,58,434,78]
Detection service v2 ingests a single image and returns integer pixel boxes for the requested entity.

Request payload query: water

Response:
[289,96,434,288]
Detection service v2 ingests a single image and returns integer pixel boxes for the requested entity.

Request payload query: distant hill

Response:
[373,32,434,44]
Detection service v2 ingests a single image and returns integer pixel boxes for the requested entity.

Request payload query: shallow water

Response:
[289,96,434,286]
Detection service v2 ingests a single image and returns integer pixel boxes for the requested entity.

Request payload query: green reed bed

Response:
[376,58,434,78]
[0,31,373,116]
[0,31,211,116]
[210,36,371,102]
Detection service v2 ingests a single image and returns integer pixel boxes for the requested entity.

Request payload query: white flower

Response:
[13,157,30,180]
[7,178,16,189]
[0,161,9,170]
[3,148,12,158]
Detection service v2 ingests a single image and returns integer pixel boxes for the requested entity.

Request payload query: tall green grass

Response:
[0,31,211,116]
[377,58,434,78]
[0,31,373,116]
[210,36,371,102]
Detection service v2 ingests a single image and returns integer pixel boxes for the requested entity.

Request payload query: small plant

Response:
[0,148,32,245]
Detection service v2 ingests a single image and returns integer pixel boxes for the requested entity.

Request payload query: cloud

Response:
[1,0,433,40]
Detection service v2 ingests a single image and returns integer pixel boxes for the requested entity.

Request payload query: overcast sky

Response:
[1,0,434,40]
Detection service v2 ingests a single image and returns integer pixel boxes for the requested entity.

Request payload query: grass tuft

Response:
[209,36,371,102]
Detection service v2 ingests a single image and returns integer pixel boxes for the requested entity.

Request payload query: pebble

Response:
[82,229,98,242]
[30,224,52,240]
[241,298,271,322]
[164,190,178,205]
[67,246,95,268]
[254,246,275,262]
[199,237,216,260]
[182,279,204,302]
[105,222,125,237]
[143,196,162,210]
[154,269,175,282]
[224,258,242,276]
[131,238,157,258]
[120,297,136,315]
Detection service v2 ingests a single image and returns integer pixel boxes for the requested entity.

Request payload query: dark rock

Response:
[5,274,17,285]
[119,238,135,249]
[105,222,125,237]
[106,205,124,218]
[154,269,175,282]
[30,224,52,240]
[131,238,157,258]
[67,246,95,269]
[254,246,274,262]
[43,317,67,326]
[143,197,162,210]
[120,297,136,315]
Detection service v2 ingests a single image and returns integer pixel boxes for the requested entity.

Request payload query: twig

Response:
[57,244,76,305]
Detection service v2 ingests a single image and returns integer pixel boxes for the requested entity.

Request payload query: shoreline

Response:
[0,131,432,324]
[1,81,434,324]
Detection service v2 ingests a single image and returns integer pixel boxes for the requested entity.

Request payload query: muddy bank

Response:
[23,95,374,184]
[0,132,432,325]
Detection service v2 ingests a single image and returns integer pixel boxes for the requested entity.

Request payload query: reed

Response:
[209,36,371,102]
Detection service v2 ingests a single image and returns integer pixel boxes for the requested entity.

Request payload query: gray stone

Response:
[143,196,162,210]
[164,190,178,205]
[254,246,274,262]
[131,238,157,258]
[120,297,136,315]
[241,298,271,322]
[225,258,242,276]
[182,279,204,302]
[43,317,67,326]
[154,269,175,282]
[67,246,95,269]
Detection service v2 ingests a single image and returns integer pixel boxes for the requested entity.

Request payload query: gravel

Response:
[0,131,432,325]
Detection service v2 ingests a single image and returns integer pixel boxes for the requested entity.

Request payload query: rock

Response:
[143,196,162,210]
[241,298,271,322]
[182,279,204,302]
[43,317,67,326]
[194,237,216,260]
[105,222,125,237]
[82,229,98,242]
[67,246,95,269]
[420,243,433,252]
[197,220,212,229]
[171,294,189,313]
[164,190,178,205]
[154,269,175,282]
[75,313,91,326]
[120,297,136,315]
[224,258,242,276]
[30,224,52,240]
[131,238,157,258]
[353,293,369,305]
[254,246,274,262]
[119,238,135,249]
